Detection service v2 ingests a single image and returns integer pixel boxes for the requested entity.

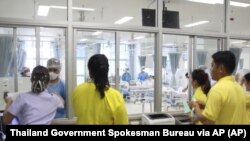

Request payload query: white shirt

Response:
[8,90,63,125]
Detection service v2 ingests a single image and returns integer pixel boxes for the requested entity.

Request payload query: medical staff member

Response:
[47,58,66,118]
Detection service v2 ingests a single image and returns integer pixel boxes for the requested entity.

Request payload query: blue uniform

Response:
[137,71,149,81]
[122,72,131,83]
[47,80,66,118]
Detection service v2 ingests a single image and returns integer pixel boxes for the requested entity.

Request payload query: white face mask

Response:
[49,72,58,80]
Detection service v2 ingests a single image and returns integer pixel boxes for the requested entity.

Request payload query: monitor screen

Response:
[162,10,180,29]
[142,8,156,27]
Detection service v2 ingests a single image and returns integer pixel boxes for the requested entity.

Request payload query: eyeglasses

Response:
[48,68,59,72]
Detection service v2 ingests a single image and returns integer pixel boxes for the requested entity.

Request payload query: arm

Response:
[113,104,129,125]
[3,97,15,124]
[53,93,65,109]
[192,103,214,124]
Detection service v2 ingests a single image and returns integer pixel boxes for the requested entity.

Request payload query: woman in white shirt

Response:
[3,65,63,125]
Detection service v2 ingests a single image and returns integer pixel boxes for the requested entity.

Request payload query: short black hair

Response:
[212,51,236,74]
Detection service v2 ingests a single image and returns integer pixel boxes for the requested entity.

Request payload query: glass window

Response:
[73,0,157,27]
[162,34,189,112]
[229,39,250,83]
[0,0,67,21]
[40,27,66,80]
[194,37,219,87]
[0,27,14,110]
[75,30,115,85]
[164,0,224,33]
[194,38,218,69]
[119,32,155,114]
[230,0,250,35]
[17,28,35,92]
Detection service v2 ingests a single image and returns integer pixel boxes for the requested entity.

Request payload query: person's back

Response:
[242,73,250,123]
[3,65,63,125]
[199,51,247,124]
[245,93,250,124]
[205,76,247,124]
[73,82,127,124]
[8,90,62,124]
[72,54,128,124]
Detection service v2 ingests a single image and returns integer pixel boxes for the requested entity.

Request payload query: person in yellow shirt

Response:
[72,54,129,124]
[190,69,211,108]
[193,51,248,124]
[243,73,250,124]
[189,69,211,125]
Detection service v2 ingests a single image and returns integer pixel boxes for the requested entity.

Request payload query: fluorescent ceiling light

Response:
[50,6,67,9]
[38,5,50,16]
[92,31,102,36]
[50,5,95,11]
[114,16,134,24]
[80,38,88,42]
[38,5,95,16]
[187,0,223,4]
[72,7,95,11]
[187,0,250,7]
[134,36,145,40]
[231,41,246,44]
[230,1,250,7]
[184,20,209,27]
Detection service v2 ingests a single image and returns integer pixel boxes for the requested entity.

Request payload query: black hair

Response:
[88,54,110,99]
[244,73,250,82]
[212,51,236,74]
[31,65,50,93]
[192,69,211,95]
[185,72,189,78]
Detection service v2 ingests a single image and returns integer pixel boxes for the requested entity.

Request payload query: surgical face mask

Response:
[49,72,58,80]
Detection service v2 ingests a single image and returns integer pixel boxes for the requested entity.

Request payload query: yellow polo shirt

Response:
[72,82,129,124]
[245,93,250,124]
[193,87,207,125]
[202,76,248,124]
[193,86,207,104]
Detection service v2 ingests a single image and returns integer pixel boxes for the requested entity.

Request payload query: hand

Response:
[190,101,200,109]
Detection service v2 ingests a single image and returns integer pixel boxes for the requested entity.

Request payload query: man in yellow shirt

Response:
[243,73,250,124]
[193,51,248,124]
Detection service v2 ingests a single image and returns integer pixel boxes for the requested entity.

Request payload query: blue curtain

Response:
[0,36,14,77]
[138,56,146,67]
[169,52,181,88]
[17,40,26,72]
[196,50,207,68]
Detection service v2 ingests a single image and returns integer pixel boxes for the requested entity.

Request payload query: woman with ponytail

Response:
[3,65,63,125]
[189,69,211,125]
[72,54,129,124]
